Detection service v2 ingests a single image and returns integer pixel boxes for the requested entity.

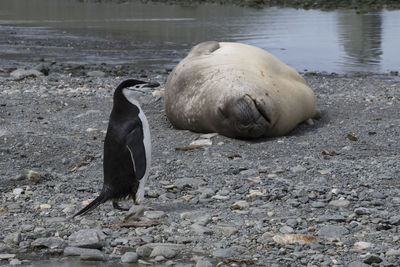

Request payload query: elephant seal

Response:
[165,41,318,139]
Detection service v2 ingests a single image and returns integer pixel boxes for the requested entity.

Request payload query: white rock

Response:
[39,204,51,209]
[231,200,249,210]
[199,133,218,139]
[144,210,165,219]
[190,139,212,146]
[12,188,24,197]
[0,254,16,260]
[354,241,372,250]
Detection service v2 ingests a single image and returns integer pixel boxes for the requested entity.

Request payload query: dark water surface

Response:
[1,0,399,74]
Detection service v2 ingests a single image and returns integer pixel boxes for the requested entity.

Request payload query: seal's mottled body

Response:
[165,41,317,139]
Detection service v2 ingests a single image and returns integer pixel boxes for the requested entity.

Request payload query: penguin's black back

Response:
[74,79,149,217]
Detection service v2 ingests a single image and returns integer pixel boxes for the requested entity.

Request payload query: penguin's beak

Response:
[143,81,160,88]
[127,81,160,93]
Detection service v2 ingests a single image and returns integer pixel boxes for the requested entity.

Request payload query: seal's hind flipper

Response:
[189,41,220,57]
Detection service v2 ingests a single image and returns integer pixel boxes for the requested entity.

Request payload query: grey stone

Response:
[64,247,102,256]
[386,249,400,256]
[214,225,238,236]
[136,245,153,258]
[389,215,400,225]
[311,201,327,208]
[212,248,234,258]
[180,211,211,225]
[121,252,139,263]
[354,207,370,215]
[9,258,22,265]
[191,224,213,235]
[318,225,349,239]
[144,210,165,219]
[150,246,178,259]
[329,199,350,208]
[347,261,370,267]
[68,229,103,249]
[279,226,294,234]
[31,237,66,249]
[290,165,307,173]
[195,260,214,267]
[286,219,298,228]
[0,253,16,260]
[196,260,214,267]
[10,68,43,80]
[80,249,105,261]
[4,232,21,246]
[87,70,105,77]
[174,177,202,189]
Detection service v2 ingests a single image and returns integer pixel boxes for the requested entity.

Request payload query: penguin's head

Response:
[116,79,160,106]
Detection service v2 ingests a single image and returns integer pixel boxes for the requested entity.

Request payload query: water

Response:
[0,0,399,74]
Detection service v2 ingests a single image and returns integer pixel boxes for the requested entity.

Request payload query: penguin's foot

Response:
[112,200,130,211]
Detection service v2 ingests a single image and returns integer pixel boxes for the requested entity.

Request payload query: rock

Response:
[80,249,105,261]
[27,170,41,183]
[191,224,213,235]
[68,229,104,249]
[212,248,234,258]
[279,226,294,234]
[0,254,16,260]
[246,189,266,200]
[290,165,307,173]
[214,225,238,236]
[190,139,212,146]
[231,200,249,210]
[199,133,218,139]
[150,246,178,259]
[136,245,153,258]
[12,188,24,198]
[389,215,400,225]
[10,68,43,80]
[64,247,102,256]
[144,210,165,219]
[386,249,400,256]
[354,207,370,215]
[9,258,22,265]
[39,204,51,209]
[31,237,66,249]
[4,232,21,246]
[363,254,382,264]
[354,241,372,250]
[347,261,370,267]
[121,252,139,263]
[87,70,105,77]
[273,234,316,245]
[180,211,211,225]
[311,201,326,208]
[136,243,183,259]
[329,199,350,208]
[196,260,214,267]
[318,225,349,239]
[34,63,50,75]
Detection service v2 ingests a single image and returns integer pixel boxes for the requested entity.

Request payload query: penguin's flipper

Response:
[126,127,146,180]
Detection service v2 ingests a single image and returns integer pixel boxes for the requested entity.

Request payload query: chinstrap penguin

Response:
[74,79,159,217]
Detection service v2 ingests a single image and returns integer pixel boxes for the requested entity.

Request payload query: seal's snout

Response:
[219,94,271,138]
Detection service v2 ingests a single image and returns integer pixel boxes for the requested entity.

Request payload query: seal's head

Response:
[215,92,276,139]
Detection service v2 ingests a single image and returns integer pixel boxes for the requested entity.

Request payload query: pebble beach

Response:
[0,63,399,266]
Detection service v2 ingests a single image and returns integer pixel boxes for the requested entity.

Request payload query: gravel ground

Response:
[0,66,399,266]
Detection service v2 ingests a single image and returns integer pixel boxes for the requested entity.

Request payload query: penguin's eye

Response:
[135,85,140,88]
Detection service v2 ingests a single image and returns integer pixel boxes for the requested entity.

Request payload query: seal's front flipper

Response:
[189,41,220,57]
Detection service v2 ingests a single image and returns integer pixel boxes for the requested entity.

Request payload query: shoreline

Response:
[143,0,400,10]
